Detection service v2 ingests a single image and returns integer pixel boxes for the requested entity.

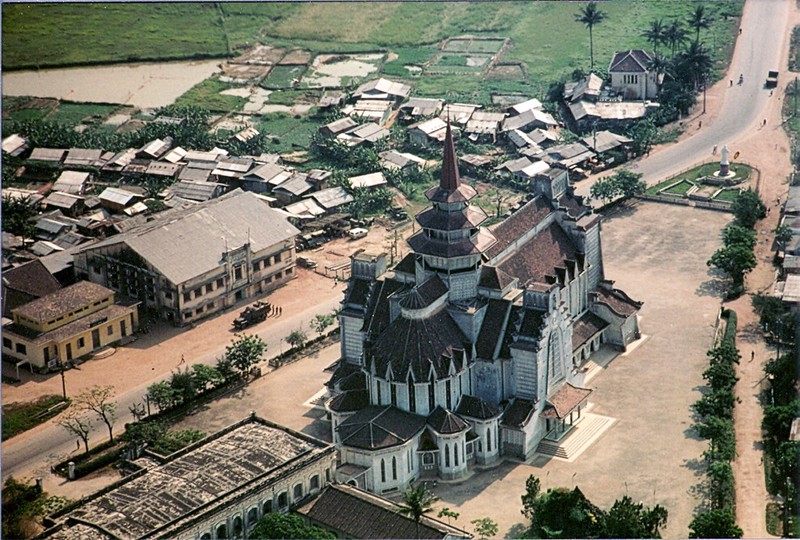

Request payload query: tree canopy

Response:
[249,512,334,539]
[225,333,267,374]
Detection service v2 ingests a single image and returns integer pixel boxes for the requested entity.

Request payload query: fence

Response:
[636,193,734,213]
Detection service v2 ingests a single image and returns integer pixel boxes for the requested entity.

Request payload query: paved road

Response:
[576,0,790,198]
[1,292,343,480]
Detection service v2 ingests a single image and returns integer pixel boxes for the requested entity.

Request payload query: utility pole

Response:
[795,77,798,118]
[58,360,67,400]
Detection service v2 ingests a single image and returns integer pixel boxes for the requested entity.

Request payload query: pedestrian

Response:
[770,90,774,97]
[712,145,717,155]
[729,79,733,87]
[751,350,755,362]
[179,354,185,365]
[76,439,81,450]
[768,207,771,215]
[739,27,742,34]
[698,120,702,129]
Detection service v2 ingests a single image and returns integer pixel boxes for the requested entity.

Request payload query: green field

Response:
[174,77,247,112]
[3,1,744,93]
[47,102,121,125]
[256,112,326,154]
[262,64,308,89]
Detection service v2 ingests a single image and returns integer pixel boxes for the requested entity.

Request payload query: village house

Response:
[320,117,359,138]
[39,414,336,540]
[348,172,388,190]
[136,137,173,160]
[326,124,641,493]
[52,171,90,195]
[465,111,506,143]
[73,190,300,325]
[399,97,444,121]
[352,78,412,104]
[337,122,390,147]
[2,133,30,157]
[440,103,480,125]
[609,49,659,100]
[379,149,425,171]
[97,187,141,213]
[64,148,107,169]
[344,99,394,125]
[28,147,67,165]
[1,280,140,371]
[408,117,451,147]
[167,181,228,204]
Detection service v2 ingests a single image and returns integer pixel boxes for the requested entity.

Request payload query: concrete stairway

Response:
[535,413,615,462]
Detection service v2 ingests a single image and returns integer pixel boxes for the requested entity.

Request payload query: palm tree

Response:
[646,53,670,96]
[398,482,439,539]
[575,1,607,72]
[677,40,713,91]
[687,5,713,42]
[664,19,689,58]
[642,19,666,56]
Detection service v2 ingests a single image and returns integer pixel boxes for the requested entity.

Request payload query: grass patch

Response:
[382,46,436,77]
[265,90,320,107]
[5,107,50,123]
[766,502,783,536]
[257,112,325,154]
[791,26,800,72]
[3,395,67,439]
[469,39,506,54]
[174,77,247,112]
[262,64,308,89]
[47,102,120,126]
[713,189,741,202]
[664,179,694,195]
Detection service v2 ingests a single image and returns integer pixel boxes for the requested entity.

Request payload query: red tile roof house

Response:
[326,123,641,493]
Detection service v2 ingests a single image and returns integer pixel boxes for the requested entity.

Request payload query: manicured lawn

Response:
[713,189,741,202]
[2,395,67,439]
[174,77,247,112]
[664,180,694,195]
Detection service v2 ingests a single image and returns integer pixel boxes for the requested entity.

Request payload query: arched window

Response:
[487,428,492,452]
[391,383,397,406]
[293,483,303,501]
[247,508,258,528]
[201,534,211,540]
[454,442,459,466]
[233,516,243,538]
[376,381,382,404]
[277,491,288,509]
[216,523,228,540]
[408,374,416,413]
[392,456,397,480]
[381,458,386,483]
[445,444,450,467]
[445,380,452,409]
[310,474,320,491]
[263,500,273,514]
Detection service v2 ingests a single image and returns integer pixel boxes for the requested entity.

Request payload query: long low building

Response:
[74,189,300,325]
[39,414,336,540]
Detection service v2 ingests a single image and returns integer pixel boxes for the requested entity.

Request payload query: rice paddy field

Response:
[4,1,744,92]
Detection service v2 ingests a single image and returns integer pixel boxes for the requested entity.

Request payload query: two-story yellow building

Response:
[1,281,139,371]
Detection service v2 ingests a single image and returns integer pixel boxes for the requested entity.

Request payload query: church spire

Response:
[440,121,460,191]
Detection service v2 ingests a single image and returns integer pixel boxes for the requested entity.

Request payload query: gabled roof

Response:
[501,398,536,428]
[328,390,370,413]
[44,191,84,210]
[478,266,515,291]
[274,172,314,197]
[510,98,543,115]
[487,196,553,260]
[80,190,299,285]
[29,148,66,162]
[475,299,511,360]
[427,406,470,434]
[309,186,353,210]
[456,395,500,420]
[349,172,387,189]
[609,49,653,73]
[168,180,225,203]
[572,311,608,350]
[592,284,642,317]
[2,134,29,156]
[2,259,62,316]
[53,171,90,195]
[396,275,448,310]
[98,187,140,207]
[393,253,416,275]
[497,222,578,288]
[580,130,633,153]
[13,280,112,322]
[296,484,472,540]
[353,78,411,99]
[337,405,426,450]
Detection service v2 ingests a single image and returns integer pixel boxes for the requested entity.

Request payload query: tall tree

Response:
[398,482,439,539]
[707,244,757,289]
[603,496,669,538]
[74,385,117,443]
[58,409,94,454]
[732,189,767,228]
[471,517,499,540]
[675,40,713,91]
[310,313,335,337]
[250,512,334,539]
[664,19,688,57]
[574,2,607,72]
[285,329,308,349]
[642,19,666,56]
[225,333,267,374]
[1,195,36,244]
[687,5,713,42]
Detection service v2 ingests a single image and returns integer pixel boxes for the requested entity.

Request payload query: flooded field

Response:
[2,59,223,109]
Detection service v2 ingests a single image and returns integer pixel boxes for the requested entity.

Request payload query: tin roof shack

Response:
[440,103,481,126]
[39,415,336,540]
[296,484,472,539]
[145,161,182,179]
[349,172,388,190]
[53,171,91,195]
[272,172,317,205]
[1,259,62,317]
[1,281,139,371]
[465,111,506,143]
[399,97,444,122]
[64,148,106,169]
[568,100,654,131]
[320,117,359,138]
[28,147,67,165]
[136,137,173,160]
[97,187,142,213]
[74,190,300,325]
[580,130,633,165]
[343,99,394,125]
[337,122,391,147]
[42,192,86,217]
[408,117,451,147]
[167,181,228,204]
[239,163,292,194]
[379,150,425,171]
[353,78,412,104]
[2,134,30,157]
[563,73,604,103]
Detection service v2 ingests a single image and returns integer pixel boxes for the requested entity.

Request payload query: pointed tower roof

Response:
[424,122,477,204]
[440,122,460,191]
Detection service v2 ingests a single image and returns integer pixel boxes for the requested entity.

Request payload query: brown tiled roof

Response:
[475,299,511,359]
[398,275,448,310]
[478,266,515,290]
[368,305,468,381]
[572,312,608,351]
[5,303,136,345]
[427,406,470,434]
[501,398,536,428]
[487,196,553,259]
[393,253,416,275]
[592,286,642,317]
[542,383,592,419]
[424,183,477,204]
[415,205,488,231]
[407,228,496,258]
[296,484,471,539]
[456,395,500,420]
[337,406,426,450]
[498,222,578,287]
[328,390,370,413]
[557,192,590,220]
[2,260,62,316]
[12,281,113,322]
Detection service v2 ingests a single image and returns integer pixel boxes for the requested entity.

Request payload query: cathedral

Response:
[326,124,641,493]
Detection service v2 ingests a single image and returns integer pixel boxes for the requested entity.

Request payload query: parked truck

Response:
[232,301,270,330]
